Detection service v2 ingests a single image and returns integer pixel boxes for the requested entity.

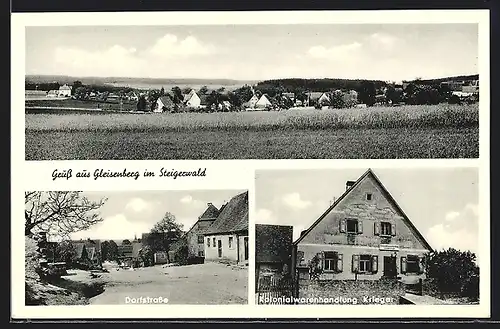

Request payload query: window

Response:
[197,235,204,244]
[359,255,372,273]
[346,219,358,234]
[366,193,373,201]
[228,237,233,249]
[352,254,378,274]
[381,222,392,236]
[198,250,204,257]
[207,238,210,247]
[212,237,216,247]
[406,255,420,273]
[324,251,337,271]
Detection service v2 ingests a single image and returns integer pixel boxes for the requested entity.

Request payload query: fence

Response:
[256,275,296,304]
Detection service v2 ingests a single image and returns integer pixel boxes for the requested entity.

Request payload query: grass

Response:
[26,98,137,111]
[25,104,479,159]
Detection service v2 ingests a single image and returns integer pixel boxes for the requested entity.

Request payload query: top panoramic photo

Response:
[24,23,481,160]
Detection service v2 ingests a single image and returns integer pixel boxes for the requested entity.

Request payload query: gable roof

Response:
[59,84,71,90]
[158,96,175,108]
[293,169,433,251]
[73,242,86,259]
[183,90,196,103]
[308,92,324,100]
[204,191,248,235]
[199,203,220,220]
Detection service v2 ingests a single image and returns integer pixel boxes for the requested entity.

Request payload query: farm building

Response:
[292,168,433,287]
[204,191,249,265]
[255,94,272,109]
[46,90,59,98]
[183,90,202,109]
[255,224,293,287]
[58,84,72,97]
[244,95,260,109]
[184,203,221,258]
[155,96,176,113]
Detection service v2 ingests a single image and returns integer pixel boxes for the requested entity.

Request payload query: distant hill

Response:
[404,74,479,85]
[25,75,258,89]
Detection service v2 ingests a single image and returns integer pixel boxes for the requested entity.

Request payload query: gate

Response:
[256,275,295,304]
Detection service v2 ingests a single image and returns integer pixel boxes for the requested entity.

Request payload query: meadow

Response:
[25,104,479,160]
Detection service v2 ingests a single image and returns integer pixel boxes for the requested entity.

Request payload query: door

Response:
[217,240,222,258]
[244,237,249,261]
[383,256,397,277]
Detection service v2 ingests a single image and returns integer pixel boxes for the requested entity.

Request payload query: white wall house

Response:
[58,84,72,97]
[184,91,202,109]
[255,95,272,108]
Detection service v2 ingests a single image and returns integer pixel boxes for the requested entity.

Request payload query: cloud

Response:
[180,195,193,204]
[147,34,215,58]
[426,203,479,254]
[307,42,362,60]
[51,34,214,77]
[255,208,277,224]
[370,32,398,48]
[125,198,151,212]
[54,45,145,76]
[445,211,460,222]
[281,192,312,210]
[71,214,151,240]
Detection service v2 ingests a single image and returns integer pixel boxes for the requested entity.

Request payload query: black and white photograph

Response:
[25,23,480,160]
[25,190,249,305]
[254,168,482,305]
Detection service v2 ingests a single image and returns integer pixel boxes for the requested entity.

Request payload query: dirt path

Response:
[88,263,248,305]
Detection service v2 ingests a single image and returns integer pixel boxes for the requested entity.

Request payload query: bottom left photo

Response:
[24,189,249,305]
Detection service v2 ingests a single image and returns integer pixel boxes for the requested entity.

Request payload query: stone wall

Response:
[298,278,405,305]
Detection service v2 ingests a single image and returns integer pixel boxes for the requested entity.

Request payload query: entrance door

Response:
[244,237,249,261]
[217,240,222,258]
[383,256,397,277]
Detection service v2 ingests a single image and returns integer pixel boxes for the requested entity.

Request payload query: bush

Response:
[425,248,479,300]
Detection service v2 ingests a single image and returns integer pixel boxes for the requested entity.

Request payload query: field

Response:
[25,104,479,160]
[26,98,137,111]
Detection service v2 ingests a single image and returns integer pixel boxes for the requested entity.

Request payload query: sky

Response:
[69,189,246,241]
[25,24,478,81]
[255,168,480,257]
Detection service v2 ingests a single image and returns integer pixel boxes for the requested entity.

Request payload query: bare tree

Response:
[25,191,107,238]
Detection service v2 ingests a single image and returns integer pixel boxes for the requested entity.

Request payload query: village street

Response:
[67,262,248,305]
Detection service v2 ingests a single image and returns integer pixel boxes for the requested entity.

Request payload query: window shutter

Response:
[418,256,425,274]
[371,255,378,273]
[352,255,360,273]
[336,253,343,272]
[357,220,363,234]
[374,222,380,235]
[339,219,346,233]
[401,256,407,274]
[391,223,396,236]
[317,252,324,270]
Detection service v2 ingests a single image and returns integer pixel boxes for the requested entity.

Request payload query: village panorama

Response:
[25,190,249,305]
[24,24,479,160]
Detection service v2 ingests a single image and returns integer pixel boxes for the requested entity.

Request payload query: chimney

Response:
[300,230,307,237]
[207,202,213,207]
[346,180,356,190]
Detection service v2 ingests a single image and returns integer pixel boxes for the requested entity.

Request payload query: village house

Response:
[184,203,221,258]
[255,224,293,284]
[155,95,176,113]
[46,90,59,98]
[204,191,249,265]
[462,79,479,94]
[244,94,260,109]
[117,238,143,268]
[292,169,433,286]
[183,89,202,109]
[282,92,295,102]
[58,84,72,97]
[255,94,272,109]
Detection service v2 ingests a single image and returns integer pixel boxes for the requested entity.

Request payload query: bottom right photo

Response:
[254,167,481,305]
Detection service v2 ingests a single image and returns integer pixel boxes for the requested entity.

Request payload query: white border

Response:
[12,9,490,319]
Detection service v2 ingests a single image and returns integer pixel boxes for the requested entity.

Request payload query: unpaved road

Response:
[83,262,248,305]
